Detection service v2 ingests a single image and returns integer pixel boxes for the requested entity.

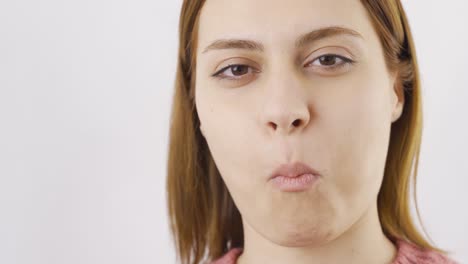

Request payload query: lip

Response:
[269,162,321,180]
[269,162,321,192]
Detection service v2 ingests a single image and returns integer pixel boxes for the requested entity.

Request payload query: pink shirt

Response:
[211,239,458,264]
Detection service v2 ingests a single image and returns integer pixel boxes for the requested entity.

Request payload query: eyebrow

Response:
[201,26,363,54]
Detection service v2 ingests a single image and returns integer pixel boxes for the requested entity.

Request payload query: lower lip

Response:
[270,173,319,192]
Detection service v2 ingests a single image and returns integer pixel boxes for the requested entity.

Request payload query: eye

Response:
[212,64,258,80]
[306,54,355,70]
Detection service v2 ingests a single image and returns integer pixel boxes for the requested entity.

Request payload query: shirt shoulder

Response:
[392,239,459,264]
[210,248,242,264]
[209,239,459,264]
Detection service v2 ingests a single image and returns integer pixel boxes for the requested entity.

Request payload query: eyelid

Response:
[303,46,355,66]
[211,64,259,82]
[213,57,259,73]
[305,54,355,68]
[211,57,261,81]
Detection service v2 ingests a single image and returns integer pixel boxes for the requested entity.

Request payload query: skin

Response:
[195,0,404,263]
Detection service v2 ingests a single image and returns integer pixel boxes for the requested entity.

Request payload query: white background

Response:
[0,0,466,263]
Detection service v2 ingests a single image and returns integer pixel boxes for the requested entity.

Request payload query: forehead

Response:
[197,0,375,52]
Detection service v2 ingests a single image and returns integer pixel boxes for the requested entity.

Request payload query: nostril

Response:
[292,119,302,127]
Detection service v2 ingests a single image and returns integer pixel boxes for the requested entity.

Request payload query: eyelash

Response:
[211,54,356,81]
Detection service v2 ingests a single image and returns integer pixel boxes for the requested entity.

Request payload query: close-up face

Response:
[195,0,404,247]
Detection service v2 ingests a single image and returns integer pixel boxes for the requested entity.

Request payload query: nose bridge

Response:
[259,57,311,135]
[265,50,303,97]
[270,61,296,91]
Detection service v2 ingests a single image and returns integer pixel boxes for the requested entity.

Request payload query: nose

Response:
[260,72,311,136]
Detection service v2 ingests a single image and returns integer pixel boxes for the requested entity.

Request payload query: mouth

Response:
[269,162,321,180]
[268,162,321,192]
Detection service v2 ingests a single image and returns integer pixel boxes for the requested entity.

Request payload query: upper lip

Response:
[269,162,321,180]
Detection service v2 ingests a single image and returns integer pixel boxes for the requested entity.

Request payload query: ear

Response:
[391,74,405,123]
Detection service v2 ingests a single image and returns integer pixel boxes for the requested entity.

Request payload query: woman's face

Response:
[195,0,404,246]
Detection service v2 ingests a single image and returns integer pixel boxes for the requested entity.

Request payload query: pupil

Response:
[320,56,336,66]
[232,65,248,76]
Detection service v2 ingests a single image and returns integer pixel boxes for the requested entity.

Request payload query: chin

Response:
[266,222,338,247]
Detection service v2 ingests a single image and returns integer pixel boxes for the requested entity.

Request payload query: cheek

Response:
[322,78,392,203]
[195,80,258,188]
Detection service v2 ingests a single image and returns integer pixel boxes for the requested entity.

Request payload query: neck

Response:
[237,202,397,264]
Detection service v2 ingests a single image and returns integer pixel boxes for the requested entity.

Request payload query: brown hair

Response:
[166,1,446,263]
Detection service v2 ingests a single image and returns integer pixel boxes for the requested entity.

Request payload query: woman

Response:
[166,0,458,263]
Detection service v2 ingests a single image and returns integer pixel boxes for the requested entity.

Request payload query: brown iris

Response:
[230,65,249,76]
[319,55,337,66]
